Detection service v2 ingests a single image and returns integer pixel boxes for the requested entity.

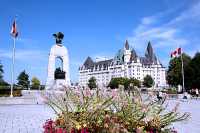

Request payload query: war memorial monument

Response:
[46,32,70,89]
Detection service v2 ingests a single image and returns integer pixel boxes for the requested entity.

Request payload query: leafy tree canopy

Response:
[17,70,30,89]
[129,78,141,88]
[0,61,4,82]
[31,77,40,89]
[187,52,200,89]
[167,53,191,88]
[108,77,141,89]
[88,77,97,89]
[143,75,154,88]
[0,61,9,86]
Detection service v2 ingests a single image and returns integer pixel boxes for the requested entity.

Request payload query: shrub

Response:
[31,77,40,89]
[143,75,154,88]
[166,88,177,94]
[0,88,22,97]
[108,77,141,90]
[44,87,189,133]
[88,77,97,89]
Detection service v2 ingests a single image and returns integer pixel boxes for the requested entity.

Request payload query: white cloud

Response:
[93,53,114,62]
[169,1,200,25]
[127,1,200,66]
[0,49,48,61]
[141,16,156,25]
[17,38,39,45]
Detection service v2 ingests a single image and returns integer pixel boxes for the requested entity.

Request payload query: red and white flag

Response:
[171,47,181,58]
[10,20,18,38]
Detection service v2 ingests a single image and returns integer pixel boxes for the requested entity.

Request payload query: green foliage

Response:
[165,87,177,94]
[0,61,3,80]
[0,61,8,86]
[167,53,191,88]
[108,77,128,89]
[167,52,200,90]
[129,77,141,88]
[88,77,97,89]
[0,81,9,86]
[143,75,154,88]
[0,86,22,97]
[0,85,22,90]
[17,70,30,89]
[108,77,141,89]
[31,77,40,89]
[186,52,200,89]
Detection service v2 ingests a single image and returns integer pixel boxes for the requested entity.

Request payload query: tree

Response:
[108,77,141,89]
[0,61,9,86]
[17,70,30,89]
[167,53,191,87]
[108,77,126,89]
[143,75,154,88]
[0,61,3,81]
[186,52,200,89]
[31,77,40,89]
[129,78,141,88]
[88,77,97,89]
[184,61,194,90]
[123,78,130,90]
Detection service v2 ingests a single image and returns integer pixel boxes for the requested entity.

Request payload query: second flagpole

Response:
[10,37,16,97]
[180,48,185,94]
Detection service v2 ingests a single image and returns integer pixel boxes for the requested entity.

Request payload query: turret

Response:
[145,41,157,64]
[123,40,131,63]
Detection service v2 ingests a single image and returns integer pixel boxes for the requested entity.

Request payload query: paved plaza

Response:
[0,105,55,133]
[168,99,200,133]
[0,94,200,133]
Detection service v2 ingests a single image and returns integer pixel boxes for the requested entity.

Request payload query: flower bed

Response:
[43,87,189,133]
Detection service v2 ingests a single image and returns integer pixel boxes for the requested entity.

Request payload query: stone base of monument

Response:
[54,79,66,90]
[46,79,68,90]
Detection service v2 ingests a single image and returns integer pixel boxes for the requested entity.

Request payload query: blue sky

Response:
[0,0,200,84]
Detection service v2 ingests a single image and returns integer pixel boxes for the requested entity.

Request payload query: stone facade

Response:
[79,40,166,88]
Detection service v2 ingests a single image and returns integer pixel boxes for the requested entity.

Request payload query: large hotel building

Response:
[79,40,166,88]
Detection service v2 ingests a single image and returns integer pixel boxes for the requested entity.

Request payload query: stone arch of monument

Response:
[46,33,70,89]
[55,56,63,70]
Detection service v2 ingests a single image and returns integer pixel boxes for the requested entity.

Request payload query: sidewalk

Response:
[0,90,45,105]
[0,104,55,133]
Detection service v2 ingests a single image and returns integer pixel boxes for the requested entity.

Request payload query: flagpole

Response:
[10,37,16,97]
[180,49,185,93]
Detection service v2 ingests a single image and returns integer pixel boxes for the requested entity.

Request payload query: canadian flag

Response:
[10,20,18,38]
[171,47,181,58]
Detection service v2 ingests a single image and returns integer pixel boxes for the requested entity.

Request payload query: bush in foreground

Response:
[43,87,189,133]
[0,89,22,97]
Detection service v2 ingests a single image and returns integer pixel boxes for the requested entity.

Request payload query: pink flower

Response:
[122,101,128,106]
[55,128,67,133]
[111,89,117,98]
[85,89,91,97]
[141,104,148,113]
[70,128,75,133]
[43,119,55,133]
[75,90,81,98]
[81,128,88,133]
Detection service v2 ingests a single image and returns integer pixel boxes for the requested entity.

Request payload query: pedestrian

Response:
[195,88,199,97]
[157,91,162,101]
